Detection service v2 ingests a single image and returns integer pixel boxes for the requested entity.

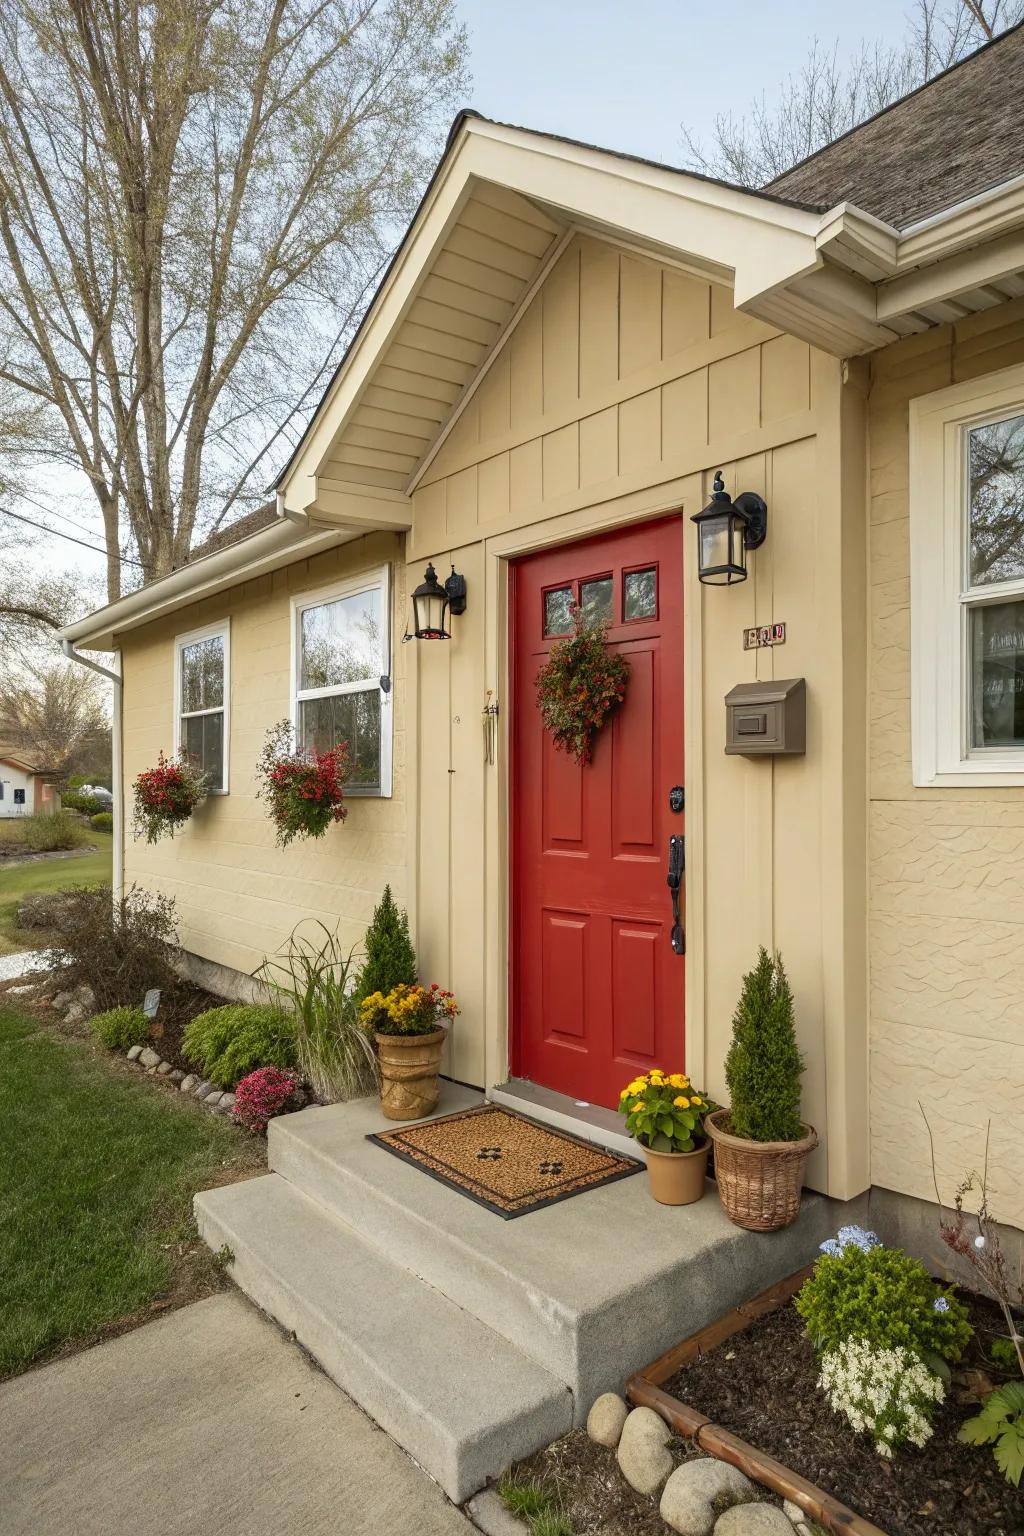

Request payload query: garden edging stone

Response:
[660,1458,759,1536]
[713,1504,798,1535]
[586,1391,629,1448]
[616,1405,673,1494]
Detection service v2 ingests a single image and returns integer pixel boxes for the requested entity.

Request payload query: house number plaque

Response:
[743,622,786,650]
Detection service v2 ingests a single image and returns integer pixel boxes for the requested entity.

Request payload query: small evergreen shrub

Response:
[724,947,804,1141]
[90,811,114,831]
[182,1004,297,1089]
[795,1242,973,1364]
[232,1066,302,1133]
[353,884,416,1005]
[89,1005,150,1050]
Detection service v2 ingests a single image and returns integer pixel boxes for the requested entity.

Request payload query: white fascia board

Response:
[60,520,361,652]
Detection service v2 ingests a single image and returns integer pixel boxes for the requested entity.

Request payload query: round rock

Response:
[126,1045,144,1062]
[179,1074,198,1093]
[660,1458,757,1536]
[616,1406,673,1495]
[587,1392,629,1448]
[138,1047,161,1069]
[713,1505,798,1536]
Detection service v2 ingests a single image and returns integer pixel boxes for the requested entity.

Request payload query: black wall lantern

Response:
[411,562,467,640]
[691,471,768,586]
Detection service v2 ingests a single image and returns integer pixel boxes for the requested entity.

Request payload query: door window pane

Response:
[298,691,382,790]
[580,576,613,625]
[970,598,1024,747]
[300,588,382,689]
[968,414,1024,586]
[543,586,573,636]
[181,635,224,711]
[624,567,657,620]
[183,712,224,789]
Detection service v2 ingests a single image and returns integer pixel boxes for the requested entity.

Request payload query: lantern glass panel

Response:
[415,587,448,637]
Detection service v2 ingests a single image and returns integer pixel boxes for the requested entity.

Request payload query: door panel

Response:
[511,515,685,1109]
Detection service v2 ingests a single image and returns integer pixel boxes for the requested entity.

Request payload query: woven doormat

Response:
[368,1104,641,1219]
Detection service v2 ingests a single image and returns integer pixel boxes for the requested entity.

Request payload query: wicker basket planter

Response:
[374,1027,447,1121]
[705,1109,817,1232]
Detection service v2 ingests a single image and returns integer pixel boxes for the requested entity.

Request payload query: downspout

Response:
[60,640,124,901]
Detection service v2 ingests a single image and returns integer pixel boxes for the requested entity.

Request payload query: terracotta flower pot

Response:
[374,1027,447,1121]
[705,1108,818,1232]
[642,1141,709,1205]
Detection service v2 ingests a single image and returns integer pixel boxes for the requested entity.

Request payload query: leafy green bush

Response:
[62,790,103,815]
[20,811,88,853]
[47,884,180,1010]
[89,1006,150,1050]
[182,1004,297,1089]
[724,947,804,1141]
[89,811,114,831]
[959,1380,1024,1487]
[353,884,416,1005]
[795,1243,973,1364]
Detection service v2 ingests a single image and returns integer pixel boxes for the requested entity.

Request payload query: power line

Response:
[0,506,145,567]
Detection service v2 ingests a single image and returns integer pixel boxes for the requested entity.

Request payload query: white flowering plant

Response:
[818,1338,945,1458]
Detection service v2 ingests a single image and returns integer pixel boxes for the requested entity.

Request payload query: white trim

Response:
[173,619,231,794]
[289,564,393,798]
[910,361,1024,786]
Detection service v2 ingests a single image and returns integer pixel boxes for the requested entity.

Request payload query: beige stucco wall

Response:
[408,234,869,1197]
[119,531,408,977]
[868,302,1024,1230]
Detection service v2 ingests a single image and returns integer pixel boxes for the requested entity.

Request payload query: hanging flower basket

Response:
[132,751,208,843]
[535,604,630,764]
[256,719,351,849]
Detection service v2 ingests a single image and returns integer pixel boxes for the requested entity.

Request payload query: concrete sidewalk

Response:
[0,1292,474,1536]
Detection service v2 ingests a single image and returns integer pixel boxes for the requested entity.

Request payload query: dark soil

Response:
[662,1297,1023,1536]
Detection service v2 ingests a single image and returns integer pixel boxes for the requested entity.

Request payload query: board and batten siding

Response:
[407,233,869,1199]
[119,532,408,979]
[868,302,1024,1229]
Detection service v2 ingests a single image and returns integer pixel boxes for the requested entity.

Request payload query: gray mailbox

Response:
[725,677,806,756]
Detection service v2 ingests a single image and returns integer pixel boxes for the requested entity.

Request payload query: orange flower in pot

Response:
[359,982,459,1121]
[618,1070,715,1205]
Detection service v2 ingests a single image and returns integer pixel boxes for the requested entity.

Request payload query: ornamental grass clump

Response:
[133,751,207,843]
[182,1003,297,1089]
[232,1066,302,1134]
[819,1338,946,1457]
[89,1005,150,1050]
[618,1070,713,1152]
[256,923,377,1102]
[256,720,351,848]
[535,604,630,764]
[359,982,459,1037]
[724,947,803,1141]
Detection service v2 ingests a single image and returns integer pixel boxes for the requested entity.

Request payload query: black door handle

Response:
[667,834,685,955]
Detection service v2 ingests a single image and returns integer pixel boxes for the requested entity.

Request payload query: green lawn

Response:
[0,1005,262,1379]
[0,831,113,955]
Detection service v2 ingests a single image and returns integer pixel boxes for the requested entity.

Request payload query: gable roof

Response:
[769,23,1024,229]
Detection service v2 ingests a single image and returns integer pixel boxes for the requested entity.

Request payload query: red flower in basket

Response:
[132,750,207,843]
[256,719,352,848]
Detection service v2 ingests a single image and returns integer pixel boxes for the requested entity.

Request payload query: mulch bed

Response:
[661,1295,1023,1536]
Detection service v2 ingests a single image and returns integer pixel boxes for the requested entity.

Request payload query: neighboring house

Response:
[62,26,1024,1233]
[0,750,60,819]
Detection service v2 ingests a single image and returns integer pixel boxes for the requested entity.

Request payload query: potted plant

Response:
[359,982,459,1120]
[705,947,817,1231]
[618,1069,714,1205]
[255,719,351,847]
[132,750,207,842]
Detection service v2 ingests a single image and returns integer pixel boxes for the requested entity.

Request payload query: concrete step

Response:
[195,1173,572,1503]
[267,1087,841,1415]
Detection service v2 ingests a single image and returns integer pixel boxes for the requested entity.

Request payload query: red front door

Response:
[511,516,685,1110]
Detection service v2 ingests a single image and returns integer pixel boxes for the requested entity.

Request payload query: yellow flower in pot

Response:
[359,983,459,1121]
[618,1070,714,1205]
[704,948,818,1231]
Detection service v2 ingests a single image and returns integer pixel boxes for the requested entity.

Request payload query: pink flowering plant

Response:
[232,1065,302,1134]
[132,750,207,842]
[256,719,351,848]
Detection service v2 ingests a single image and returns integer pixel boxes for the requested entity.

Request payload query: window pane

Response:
[624,567,657,620]
[301,588,382,689]
[183,711,224,791]
[580,576,613,625]
[968,415,1024,586]
[970,599,1024,748]
[181,635,224,711]
[298,690,381,790]
[543,587,573,637]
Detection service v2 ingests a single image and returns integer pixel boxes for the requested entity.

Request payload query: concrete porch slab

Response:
[267,1089,845,1416]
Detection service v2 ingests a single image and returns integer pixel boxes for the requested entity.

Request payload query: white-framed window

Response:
[291,566,392,797]
[173,620,230,793]
[911,363,1024,785]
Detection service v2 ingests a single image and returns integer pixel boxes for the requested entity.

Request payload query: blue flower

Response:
[819,1225,882,1257]
[933,1296,950,1313]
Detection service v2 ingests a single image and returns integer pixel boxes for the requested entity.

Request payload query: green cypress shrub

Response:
[182,1004,296,1089]
[89,1005,150,1050]
[724,947,804,1142]
[353,885,417,1004]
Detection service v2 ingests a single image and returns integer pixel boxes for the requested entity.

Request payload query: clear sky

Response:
[17,0,913,590]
